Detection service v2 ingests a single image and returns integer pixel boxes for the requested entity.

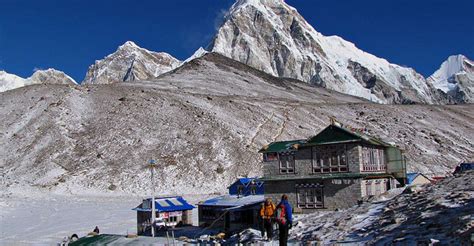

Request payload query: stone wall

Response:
[264,178,363,212]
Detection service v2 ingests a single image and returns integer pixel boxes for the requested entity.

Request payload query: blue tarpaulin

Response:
[133,196,195,212]
[228,177,264,196]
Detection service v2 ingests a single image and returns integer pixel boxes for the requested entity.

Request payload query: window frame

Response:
[362,146,387,172]
[312,145,349,173]
[296,185,324,209]
[279,152,296,174]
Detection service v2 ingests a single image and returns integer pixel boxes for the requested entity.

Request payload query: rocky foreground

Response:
[291,171,474,245]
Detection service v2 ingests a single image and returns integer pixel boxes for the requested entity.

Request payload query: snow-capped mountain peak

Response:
[30,68,77,85]
[427,54,474,102]
[182,47,209,64]
[82,41,181,84]
[209,0,439,103]
[428,55,472,92]
[0,71,29,92]
[119,40,140,50]
[0,69,77,92]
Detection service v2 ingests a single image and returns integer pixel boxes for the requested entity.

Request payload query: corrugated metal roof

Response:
[200,195,264,208]
[259,124,394,155]
[258,139,306,153]
[133,196,195,212]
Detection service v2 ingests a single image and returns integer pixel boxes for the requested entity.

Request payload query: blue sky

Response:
[0,0,473,82]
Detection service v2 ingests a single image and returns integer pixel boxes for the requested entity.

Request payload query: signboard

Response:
[169,211,182,217]
[159,212,169,219]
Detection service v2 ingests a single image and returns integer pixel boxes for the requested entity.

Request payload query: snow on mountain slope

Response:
[428,55,474,103]
[82,41,181,84]
[0,69,76,92]
[209,0,438,104]
[0,71,30,92]
[0,53,472,197]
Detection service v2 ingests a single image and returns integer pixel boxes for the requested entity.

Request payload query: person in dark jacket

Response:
[277,194,293,246]
[93,226,100,234]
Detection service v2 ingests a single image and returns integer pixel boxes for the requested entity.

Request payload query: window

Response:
[296,185,324,208]
[362,147,386,172]
[365,179,388,197]
[279,153,295,174]
[263,152,278,162]
[365,180,373,196]
[375,180,381,195]
[312,145,348,173]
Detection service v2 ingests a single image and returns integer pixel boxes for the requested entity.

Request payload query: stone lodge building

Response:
[259,121,407,212]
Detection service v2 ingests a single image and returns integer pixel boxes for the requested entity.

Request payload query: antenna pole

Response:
[149,159,157,237]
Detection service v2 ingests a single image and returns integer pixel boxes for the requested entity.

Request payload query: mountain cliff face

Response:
[0,69,76,92]
[82,41,181,84]
[209,0,445,104]
[428,55,474,103]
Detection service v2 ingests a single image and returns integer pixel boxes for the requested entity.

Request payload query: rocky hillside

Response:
[82,41,181,84]
[0,53,472,196]
[291,171,474,245]
[209,0,471,104]
[0,69,76,92]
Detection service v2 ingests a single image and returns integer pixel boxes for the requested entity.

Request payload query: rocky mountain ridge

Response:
[0,69,76,93]
[82,41,181,84]
[208,0,473,104]
[1,0,472,104]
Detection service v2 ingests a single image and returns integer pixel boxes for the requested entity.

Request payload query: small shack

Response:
[133,196,195,236]
[407,172,432,186]
[198,195,264,235]
[228,177,264,196]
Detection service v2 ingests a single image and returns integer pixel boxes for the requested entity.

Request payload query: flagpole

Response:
[149,159,157,237]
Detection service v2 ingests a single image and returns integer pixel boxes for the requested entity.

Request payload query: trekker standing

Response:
[276,194,292,246]
[260,198,276,240]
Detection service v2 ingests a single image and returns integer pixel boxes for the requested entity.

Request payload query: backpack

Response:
[276,203,287,225]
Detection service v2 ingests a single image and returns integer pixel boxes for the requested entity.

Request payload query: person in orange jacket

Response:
[260,198,276,240]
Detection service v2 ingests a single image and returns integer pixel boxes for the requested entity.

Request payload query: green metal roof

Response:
[258,139,306,153]
[259,123,395,154]
[70,234,122,245]
[304,124,391,147]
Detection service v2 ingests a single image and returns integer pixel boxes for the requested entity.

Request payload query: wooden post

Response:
[148,159,157,237]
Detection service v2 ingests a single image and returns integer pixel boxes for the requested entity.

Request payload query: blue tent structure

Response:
[406,172,431,185]
[228,177,264,196]
[133,196,195,236]
[133,196,195,212]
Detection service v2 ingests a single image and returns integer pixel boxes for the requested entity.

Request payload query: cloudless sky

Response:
[0,0,472,82]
